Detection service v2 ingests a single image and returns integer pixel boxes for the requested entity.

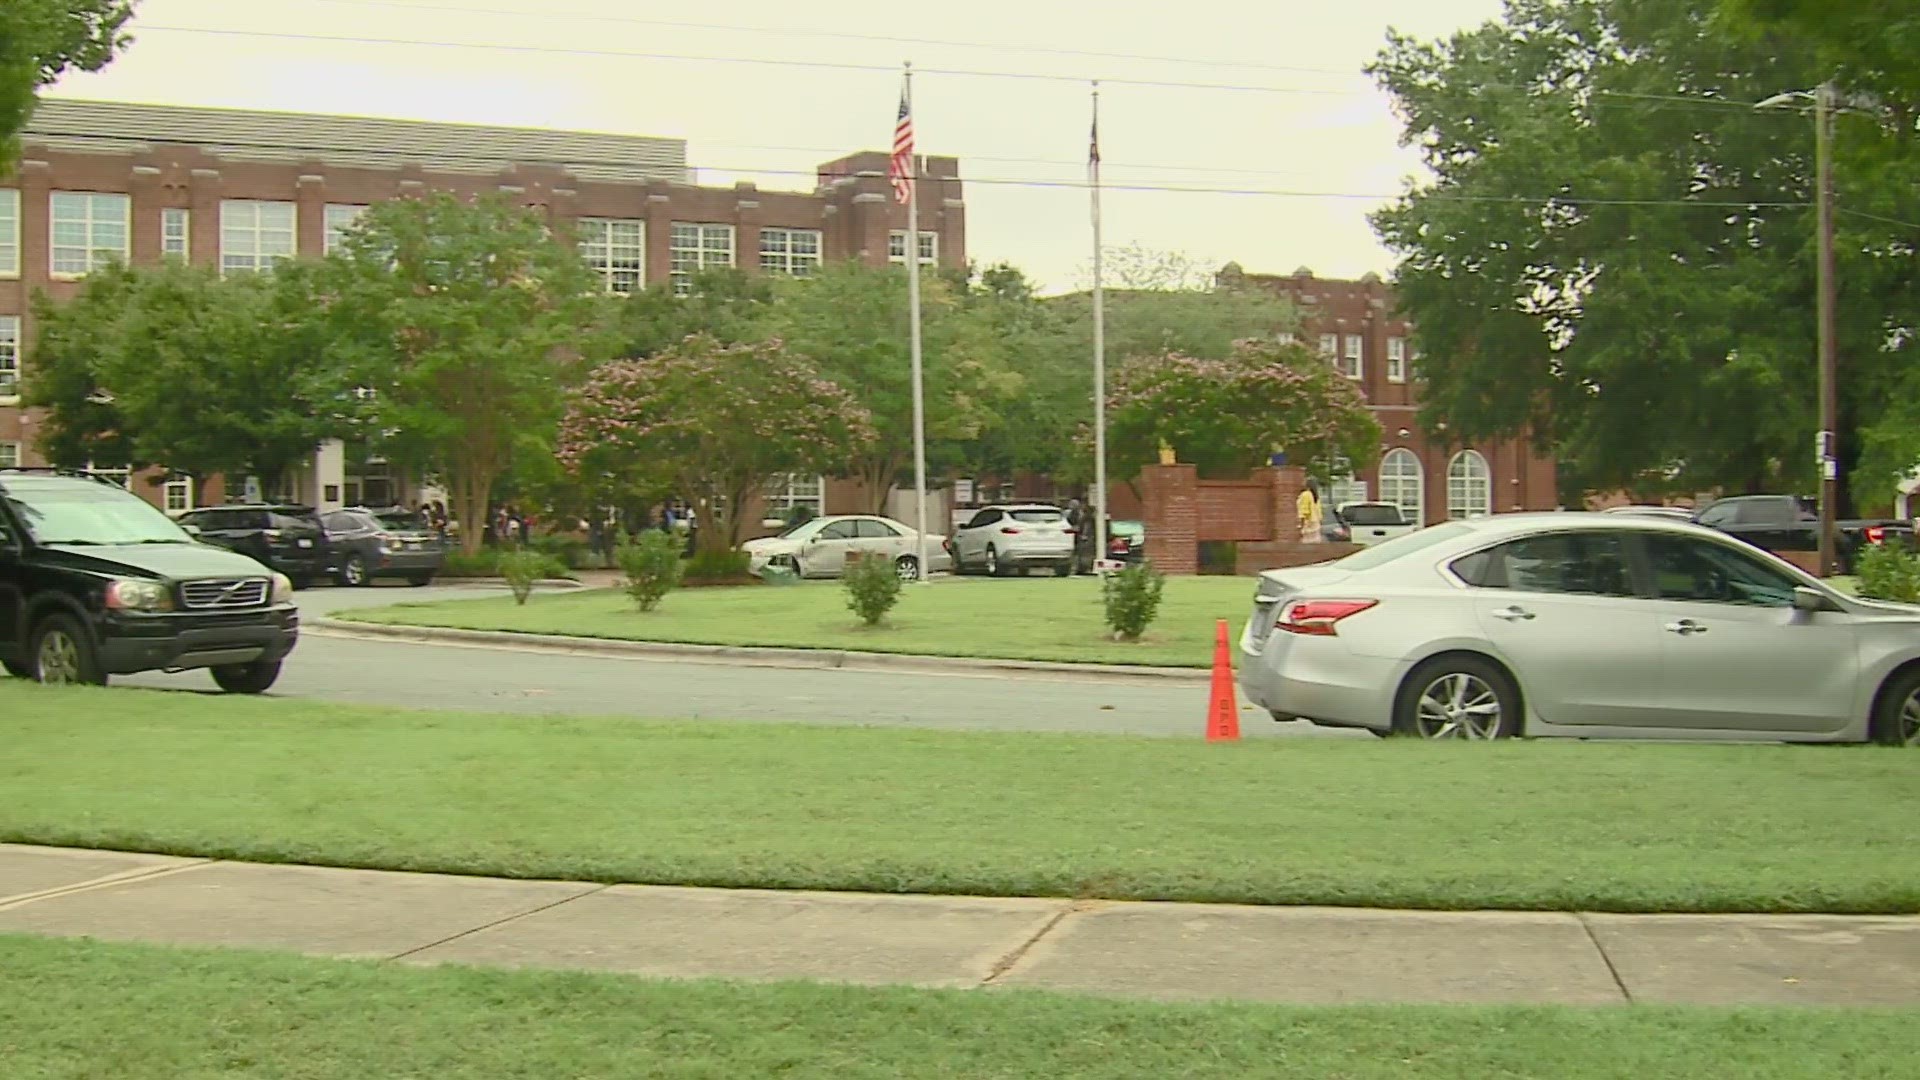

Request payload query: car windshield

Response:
[5,484,193,546]
[1331,522,1475,571]
[1341,504,1405,526]
[1011,509,1064,523]
[775,518,825,540]
[373,510,428,532]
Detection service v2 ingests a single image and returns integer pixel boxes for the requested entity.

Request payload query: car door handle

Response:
[1664,619,1708,636]
[1490,606,1535,622]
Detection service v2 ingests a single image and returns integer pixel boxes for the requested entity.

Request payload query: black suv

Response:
[173,504,330,587]
[0,470,299,690]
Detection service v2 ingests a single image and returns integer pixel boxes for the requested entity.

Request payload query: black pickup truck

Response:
[1691,494,1912,572]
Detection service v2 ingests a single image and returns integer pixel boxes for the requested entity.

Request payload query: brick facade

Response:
[0,100,966,512]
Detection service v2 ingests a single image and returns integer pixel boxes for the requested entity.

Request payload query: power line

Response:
[284,0,1360,80]
[136,25,1359,96]
[1838,207,1920,231]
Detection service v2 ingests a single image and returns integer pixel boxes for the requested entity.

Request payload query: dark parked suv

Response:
[320,506,446,587]
[174,504,330,587]
[0,469,299,689]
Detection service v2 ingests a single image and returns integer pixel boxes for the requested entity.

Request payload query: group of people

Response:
[582,498,701,566]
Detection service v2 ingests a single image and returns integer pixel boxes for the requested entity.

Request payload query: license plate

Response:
[297,538,313,548]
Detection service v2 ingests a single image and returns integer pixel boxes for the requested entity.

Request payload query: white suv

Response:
[951,504,1076,577]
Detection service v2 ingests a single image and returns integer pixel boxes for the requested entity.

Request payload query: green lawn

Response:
[5,684,1917,913]
[340,575,1260,667]
[6,935,1916,1080]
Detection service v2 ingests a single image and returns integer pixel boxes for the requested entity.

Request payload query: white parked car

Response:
[1237,512,1920,745]
[1335,501,1418,547]
[951,504,1076,577]
[741,515,950,582]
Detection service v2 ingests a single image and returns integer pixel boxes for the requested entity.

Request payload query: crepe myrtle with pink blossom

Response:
[559,334,877,552]
[1104,337,1382,481]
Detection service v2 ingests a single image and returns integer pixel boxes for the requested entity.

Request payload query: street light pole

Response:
[1814,81,1839,578]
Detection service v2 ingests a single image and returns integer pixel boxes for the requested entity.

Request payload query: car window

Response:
[1334,521,1474,572]
[966,510,1001,529]
[270,512,317,531]
[1341,504,1405,526]
[374,510,428,532]
[1643,533,1800,608]
[1449,532,1634,596]
[1010,509,1064,524]
[1694,502,1737,527]
[855,519,901,539]
[817,520,858,541]
[1736,500,1791,527]
[322,512,355,531]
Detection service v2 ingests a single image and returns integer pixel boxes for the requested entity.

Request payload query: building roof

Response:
[23,98,691,184]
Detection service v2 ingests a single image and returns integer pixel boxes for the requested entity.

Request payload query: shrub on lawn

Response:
[618,531,685,612]
[844,552,902,627]
[528,534,592,570]
[685,549,753,584]
[441,549,571,581]
[1103,562,1166,641]
[495,548,547,606]
[1855,541,1920,603]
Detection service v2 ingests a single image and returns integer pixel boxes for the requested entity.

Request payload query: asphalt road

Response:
[118,582,1358,739]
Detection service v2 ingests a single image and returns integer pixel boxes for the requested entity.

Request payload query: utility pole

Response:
[1814,81,1838,578]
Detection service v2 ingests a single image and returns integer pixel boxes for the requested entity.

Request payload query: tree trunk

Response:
[455,466,494,557]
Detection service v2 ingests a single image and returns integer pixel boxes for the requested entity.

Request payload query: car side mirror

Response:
[1792,586,1835,613]
[182,523,202,538]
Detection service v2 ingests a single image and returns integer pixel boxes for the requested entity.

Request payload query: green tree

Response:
[2,1,136,164]
[321,192,610,554]
[1368,0,1919,507]
[610,267,779,357]
[766,260,1015,512]
[1107,338,1381,482]
[26,260,353,490]
[1718,0,1920,105]
[557,334,875,552]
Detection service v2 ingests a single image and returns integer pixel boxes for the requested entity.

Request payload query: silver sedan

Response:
[1236,513,1920,744]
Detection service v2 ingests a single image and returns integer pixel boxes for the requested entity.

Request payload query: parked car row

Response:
[174,503,446,588]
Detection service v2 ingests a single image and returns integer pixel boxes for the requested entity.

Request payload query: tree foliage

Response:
[320,192,610,553]
[25,260,352,490]
[1106,338,1381,482]
[557,334,875,551]
[2,1,136,164]
[1369,0,1920,508]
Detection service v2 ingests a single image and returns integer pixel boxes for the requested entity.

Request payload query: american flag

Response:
[889,84,914,205]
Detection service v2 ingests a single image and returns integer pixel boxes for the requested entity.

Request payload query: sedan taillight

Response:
[1275,599,1378,636]
[1866,526,1886,545]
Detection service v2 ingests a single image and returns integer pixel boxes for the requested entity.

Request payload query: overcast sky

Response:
[45,0,1504,292]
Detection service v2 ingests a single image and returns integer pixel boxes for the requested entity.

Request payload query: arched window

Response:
[1378,448,1425,526]
[1447,450,1492,519]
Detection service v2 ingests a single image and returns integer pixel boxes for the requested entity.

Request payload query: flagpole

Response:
[905,61,930,584]
[1090,81,1109,574]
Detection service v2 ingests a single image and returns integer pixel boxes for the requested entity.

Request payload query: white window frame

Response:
[887,230,937,266]
[1276,331,1296,345]
[50,191,131,277]
[0,441,19,469]
[1447,450,1492,520]
[669,222,735,296]
[324,204,368,257]
[85,461,132,489]
[1318,333,1338,359]
[1379,447,1425,526]
[1387,337,1407,383]
[576,217,645,294]
[164,475,195,514]
[0,315,18,401]
[220,199,297,276]
[762,474,826,523]
[760,227,823,277]
[0,188,19,276]
[161,207,190,260]
[1341,334,1364,380]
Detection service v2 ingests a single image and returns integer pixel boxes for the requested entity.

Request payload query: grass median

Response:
[5,683,1918,913]
[337,575,1258,668]
[7,935,1916,1080]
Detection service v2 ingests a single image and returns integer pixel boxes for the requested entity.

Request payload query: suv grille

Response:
[180,578,270,610]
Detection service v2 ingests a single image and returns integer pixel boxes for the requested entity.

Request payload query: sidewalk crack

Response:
[386,883,611,962]
[979,900,1092,987]
[1577,912,1635,1004]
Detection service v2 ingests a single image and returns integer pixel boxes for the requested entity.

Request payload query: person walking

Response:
[1298,479,1324,544]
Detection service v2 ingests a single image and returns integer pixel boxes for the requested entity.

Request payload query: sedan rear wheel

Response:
[1395,656,1519,740]
[894,555,920,583]
[985,545,1003,577]
[1870,668,1920,746]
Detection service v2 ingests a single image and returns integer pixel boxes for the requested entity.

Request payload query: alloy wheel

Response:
[36,630,82,685]
[1414,673,1503,739]
[344,557,367,586]
[1900,689,1920,747]
[894,557,919,584]
[986,547,999,576]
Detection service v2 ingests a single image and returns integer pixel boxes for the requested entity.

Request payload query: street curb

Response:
[430,577,586,590]
[308,617,1215,684]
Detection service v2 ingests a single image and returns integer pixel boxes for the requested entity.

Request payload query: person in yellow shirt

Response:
[1297,478,1323,543]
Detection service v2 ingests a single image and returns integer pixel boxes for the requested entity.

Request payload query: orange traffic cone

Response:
[1206,619,1241,742]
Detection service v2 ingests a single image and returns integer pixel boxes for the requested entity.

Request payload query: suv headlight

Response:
[105,579,173,612]
[270,572,296,605]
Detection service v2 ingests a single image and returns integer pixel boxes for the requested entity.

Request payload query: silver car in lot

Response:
[1237,513,1920,745]
[740,514,950,581]
[950,504,1076,577]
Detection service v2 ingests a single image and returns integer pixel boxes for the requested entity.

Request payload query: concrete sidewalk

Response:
[5,843,1919,1006]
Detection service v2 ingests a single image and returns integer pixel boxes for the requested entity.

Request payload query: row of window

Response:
[1325,448,1494,525]
[0,189,939,297]
[1305,331,1411,383]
